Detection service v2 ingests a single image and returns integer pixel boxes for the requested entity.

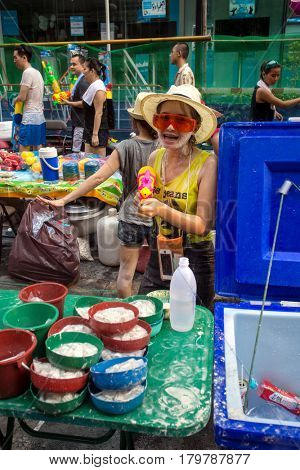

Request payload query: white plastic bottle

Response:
[97,208,120,266]
[170,257,197,332]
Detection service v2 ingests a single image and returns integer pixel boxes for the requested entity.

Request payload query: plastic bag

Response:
[8,200,80,285]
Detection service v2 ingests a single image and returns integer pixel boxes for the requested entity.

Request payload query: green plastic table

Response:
[0,290,214,450]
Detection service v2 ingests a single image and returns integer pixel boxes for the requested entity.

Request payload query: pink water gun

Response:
[137,166,156,200]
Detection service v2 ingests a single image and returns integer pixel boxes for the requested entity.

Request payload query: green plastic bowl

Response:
[30,384,87,415]
[3,303,59,357]
[125,295,163,325]
[74,296,119,319]
[150,317,164,337]
[147,290,170,319]
[46,331,103,370]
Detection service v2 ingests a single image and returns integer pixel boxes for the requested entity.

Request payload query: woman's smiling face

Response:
[157,101,198,150]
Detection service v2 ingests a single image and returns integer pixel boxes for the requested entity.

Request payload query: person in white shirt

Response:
[13,44,46,151]
[170,42,195,87]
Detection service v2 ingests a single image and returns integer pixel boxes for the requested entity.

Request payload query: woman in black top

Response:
[250,60,300,122]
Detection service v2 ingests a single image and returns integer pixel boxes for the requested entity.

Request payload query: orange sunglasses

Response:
[153,113,197,133]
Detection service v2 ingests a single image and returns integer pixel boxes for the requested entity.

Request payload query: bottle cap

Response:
[108,208,117,216]
[179,257,189,267]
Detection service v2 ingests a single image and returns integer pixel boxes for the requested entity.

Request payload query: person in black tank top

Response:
[82,58,109,156]
[250,60,300,121]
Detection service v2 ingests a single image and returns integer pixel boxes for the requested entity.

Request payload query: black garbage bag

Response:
[8,200,80,286]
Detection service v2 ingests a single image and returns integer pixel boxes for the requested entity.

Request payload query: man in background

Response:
[65,54,89,152]
[170,42,195,86]
[13,44,46,151]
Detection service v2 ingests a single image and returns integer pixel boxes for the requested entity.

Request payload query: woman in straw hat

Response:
[38,92,157,298]
[138,84,217,310]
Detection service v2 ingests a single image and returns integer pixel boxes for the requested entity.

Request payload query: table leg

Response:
[18,420,115,446]
[0,417,15,450]
[120,431,134,450]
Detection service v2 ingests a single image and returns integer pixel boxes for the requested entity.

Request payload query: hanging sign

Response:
[229,1,255,18]
[70,16,84,36]
[1,10,19,36]
[142,1,167,19]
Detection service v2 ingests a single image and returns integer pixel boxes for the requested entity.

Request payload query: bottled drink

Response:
[170,257,197,332]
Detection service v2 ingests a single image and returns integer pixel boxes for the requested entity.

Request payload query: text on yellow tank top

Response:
[153,147,213,244]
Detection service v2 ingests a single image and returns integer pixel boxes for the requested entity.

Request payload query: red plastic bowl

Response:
[88,302,139,336]
[19,282,68,319]
[30,357,89,393]
[47,316,93,337]
[0,328,37,399]
[101,320,151,352]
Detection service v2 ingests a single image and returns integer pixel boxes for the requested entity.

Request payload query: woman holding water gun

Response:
[37,92,157,297]
[137,84,217,310]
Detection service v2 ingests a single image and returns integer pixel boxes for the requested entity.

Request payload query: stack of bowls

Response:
[30,331,103,415]
[89,356,148,414]
[126,295,164,337]
[88,301,151,353]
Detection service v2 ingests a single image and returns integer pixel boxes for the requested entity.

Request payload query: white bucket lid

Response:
[39,147,58,158]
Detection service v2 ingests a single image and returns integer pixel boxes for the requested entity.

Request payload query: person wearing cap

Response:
[37,92,157,298]
[137,84,217,310]
[250,60,300,121]
[13,44,46,151]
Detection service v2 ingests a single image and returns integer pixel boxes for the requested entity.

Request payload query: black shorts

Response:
[84,129,109,147]
[118,220,151,247]
[138,241,215,310]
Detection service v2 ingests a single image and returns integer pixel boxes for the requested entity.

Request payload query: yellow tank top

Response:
[153,147,213,244]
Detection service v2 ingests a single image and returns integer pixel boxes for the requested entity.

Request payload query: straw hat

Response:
[141,85,217,143]
[127,92,151,120]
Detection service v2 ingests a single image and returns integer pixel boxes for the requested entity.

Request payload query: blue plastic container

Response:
[39,148,59,183]
[214,122,300,450]
[91,356,147,390]
[89,380,147,415]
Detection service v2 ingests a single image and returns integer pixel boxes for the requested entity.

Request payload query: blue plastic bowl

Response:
[90,356,147,390]
[89,380,147,415]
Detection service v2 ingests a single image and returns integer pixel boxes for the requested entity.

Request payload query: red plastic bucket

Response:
[19,282,68,319]
[0,329,37,399]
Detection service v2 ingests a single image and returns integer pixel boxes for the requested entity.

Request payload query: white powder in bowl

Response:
[53,342,98,357]
[105,358,144,373]
[38,391,78,403]
[76,307,90,319]
[112,325,148,341]
[59,324,95,335]
[29,296,44,302]
[101,348,146,361]
[94,384,144,402]
[33,359,85,379]
[94,307,134,324]
[130,300,155,318]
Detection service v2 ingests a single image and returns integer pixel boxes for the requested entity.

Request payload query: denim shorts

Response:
[118,220,151,247]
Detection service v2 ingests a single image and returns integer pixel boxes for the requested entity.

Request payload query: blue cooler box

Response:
[214,122,300,450]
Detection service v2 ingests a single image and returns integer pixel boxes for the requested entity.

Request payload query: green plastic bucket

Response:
[46,331,103,370]
[31,384,87,415]
[126,295,164,325]
[3,303,59,357]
